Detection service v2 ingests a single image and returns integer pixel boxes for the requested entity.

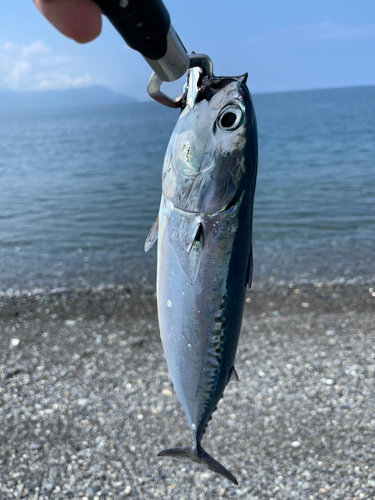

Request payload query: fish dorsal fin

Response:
[234,73,248,84]
[144,216,159,252]
[246,244,253,289]
[229,366,239,383]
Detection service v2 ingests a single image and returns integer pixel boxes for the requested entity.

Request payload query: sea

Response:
[0,85,374,293]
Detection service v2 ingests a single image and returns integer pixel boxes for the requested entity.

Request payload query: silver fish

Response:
[145,67,258,484]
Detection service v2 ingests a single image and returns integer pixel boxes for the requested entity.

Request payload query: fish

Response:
[145,66,258,484]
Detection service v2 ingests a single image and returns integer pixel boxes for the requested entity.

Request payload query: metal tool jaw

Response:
[147,53,214,109]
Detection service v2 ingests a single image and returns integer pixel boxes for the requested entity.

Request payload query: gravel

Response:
[0,282,375,499]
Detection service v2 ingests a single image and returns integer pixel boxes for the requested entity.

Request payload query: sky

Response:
[0,0,374,100]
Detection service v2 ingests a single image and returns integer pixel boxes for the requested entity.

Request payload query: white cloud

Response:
[0,40,95,90]
[21,40,50,57]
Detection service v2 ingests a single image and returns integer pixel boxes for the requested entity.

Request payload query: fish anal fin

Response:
[229,366,239,383]
[246,244,253,289]
[144,216,159,252]
[158,445,238,485]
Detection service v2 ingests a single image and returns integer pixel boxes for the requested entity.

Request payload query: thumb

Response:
[33,0,102,44]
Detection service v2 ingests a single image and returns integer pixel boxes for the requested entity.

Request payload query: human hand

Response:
[33,0,102,43]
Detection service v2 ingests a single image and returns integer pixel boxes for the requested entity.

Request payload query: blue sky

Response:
[0,1,374,100]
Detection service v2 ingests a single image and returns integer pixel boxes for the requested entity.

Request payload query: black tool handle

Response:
[92,0,171,61]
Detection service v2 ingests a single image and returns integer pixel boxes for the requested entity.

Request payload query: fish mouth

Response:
[181,69,248,111]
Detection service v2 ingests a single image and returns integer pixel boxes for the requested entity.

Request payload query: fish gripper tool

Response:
[92,0,213,107]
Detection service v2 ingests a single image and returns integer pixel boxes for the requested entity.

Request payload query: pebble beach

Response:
[1,281,375,499]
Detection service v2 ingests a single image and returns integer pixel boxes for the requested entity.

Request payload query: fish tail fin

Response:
[157,445,238,485]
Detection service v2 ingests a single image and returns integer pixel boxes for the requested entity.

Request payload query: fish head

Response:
[162,68,257,214]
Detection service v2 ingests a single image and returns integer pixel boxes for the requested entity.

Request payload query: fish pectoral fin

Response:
[246,244,253,289]
[169,216,203,283]
[187,222,204,254]
[144,216,159,252]
[186,222,203,284]
[158,445,238,485]
[228,366,239,383]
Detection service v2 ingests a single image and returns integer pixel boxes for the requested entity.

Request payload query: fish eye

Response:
[217,105,243,131]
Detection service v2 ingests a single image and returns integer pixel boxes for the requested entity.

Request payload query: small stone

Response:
[291,441,301,448]
[65,320,77,327]
[10,338,20,347]
[123,485,131,495]
[162,389,172,397]
[200,472,212,480]
[325,378,334,385]
[137,414,144,421]
[42,481,54,493]
[302,470,311,480]
[301,302,310,308]
[325,330,336,336]
[30,443,42,450]
[95,436,105,446]
[77,398,89,406]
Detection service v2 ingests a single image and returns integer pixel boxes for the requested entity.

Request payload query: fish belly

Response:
[157,197,249,435]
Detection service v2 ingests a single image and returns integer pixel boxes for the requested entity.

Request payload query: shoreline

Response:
[1,282,375,499]
[0,281,374,322]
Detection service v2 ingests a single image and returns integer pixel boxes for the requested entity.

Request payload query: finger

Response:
[33,0,102,43]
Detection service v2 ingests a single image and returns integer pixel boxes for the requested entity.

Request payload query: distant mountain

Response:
[0,86,137,112]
